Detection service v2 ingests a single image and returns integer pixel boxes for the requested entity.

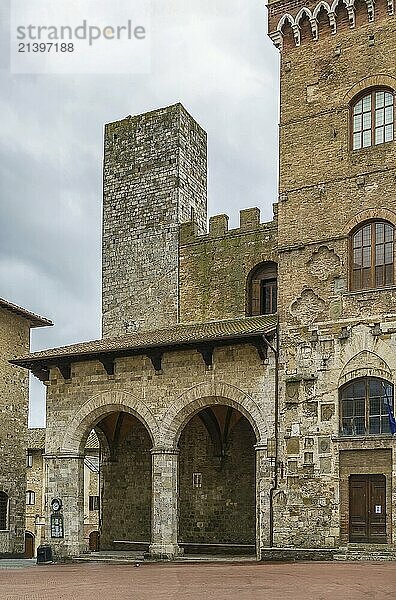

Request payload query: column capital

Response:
[151,446,179,456]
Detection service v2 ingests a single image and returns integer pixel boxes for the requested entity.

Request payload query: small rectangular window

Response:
[27,453,33,468]
[89,495,99,511]
[192,472,202,488]
[26,491,35,505]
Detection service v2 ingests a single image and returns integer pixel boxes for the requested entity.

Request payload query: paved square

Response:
[0,561,395,600]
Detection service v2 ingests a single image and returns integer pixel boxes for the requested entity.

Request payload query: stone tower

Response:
[268,0,396,548]
[267,0,396,323]
[102,103,207,337]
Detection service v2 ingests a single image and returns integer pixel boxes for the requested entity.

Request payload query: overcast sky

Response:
[0,0,279,427]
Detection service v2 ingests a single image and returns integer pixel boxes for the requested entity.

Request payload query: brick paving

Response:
[0,561,395,600]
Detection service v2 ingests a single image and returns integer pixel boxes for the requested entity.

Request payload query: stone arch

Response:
[276,13,295,31]
[61,390,160,453]
[344,74,396,103]
[342,208,396,235]
[313,1,332,18]
[338,350,393,387]
[160,381,267,449]
[295,7,313,23]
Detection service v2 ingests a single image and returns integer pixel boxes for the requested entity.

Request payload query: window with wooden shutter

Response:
[247,262,277,316]
[251,279,261,315]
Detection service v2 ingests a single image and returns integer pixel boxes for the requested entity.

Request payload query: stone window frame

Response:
[350,87,395,151]
[0,492,9,530]
[246,261,278,316]
[27,452,33,468]
[26,490,36,506]
[349,219,395,291]
[339,376,394,437]
[89,495,100,511]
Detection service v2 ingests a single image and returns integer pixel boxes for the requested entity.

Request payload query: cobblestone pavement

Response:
[0,561,395,600]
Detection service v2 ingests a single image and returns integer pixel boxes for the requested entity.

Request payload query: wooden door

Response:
[89,530,99,551]
[349,475,386,543]
[24,532,34,558]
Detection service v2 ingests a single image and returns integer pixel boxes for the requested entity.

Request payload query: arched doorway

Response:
[178,405,257,555]
[93,411,152,551]
[89,530,100,551]
[24,532,34,558]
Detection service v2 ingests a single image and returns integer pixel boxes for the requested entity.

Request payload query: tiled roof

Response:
[12,315,277,367]
[27,428,46,449]
[0,298,53,328]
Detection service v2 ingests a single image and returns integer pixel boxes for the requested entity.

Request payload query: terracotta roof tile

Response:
[12,315,277,367]
[0,298,53,328]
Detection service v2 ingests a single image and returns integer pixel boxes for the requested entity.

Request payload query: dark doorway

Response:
[178,405,256,555]
[24,532,34,558]
[349,475,386,543]
[89,530,100,551]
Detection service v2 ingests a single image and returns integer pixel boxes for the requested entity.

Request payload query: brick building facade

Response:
[10,0,396,560]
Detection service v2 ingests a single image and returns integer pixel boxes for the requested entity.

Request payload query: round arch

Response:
[160,381,267,449]
[338,350,393,387]
[342,208,396,236]
[344,75,396,104]
[61,390,160,453]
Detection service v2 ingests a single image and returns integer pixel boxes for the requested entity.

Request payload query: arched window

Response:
[0,492,8,530]
[351,221,394,290]
[351,88,394,150]
[247,262,277,316]
[340,377,394,436]
[26,491,35,505]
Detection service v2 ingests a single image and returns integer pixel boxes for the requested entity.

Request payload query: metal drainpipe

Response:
[263,323,279,548]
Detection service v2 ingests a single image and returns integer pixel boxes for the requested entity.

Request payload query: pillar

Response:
[255,443,272,558]
[44,453,84,558]
[149,447,180,558]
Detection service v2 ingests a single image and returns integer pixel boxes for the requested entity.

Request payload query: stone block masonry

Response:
[102,103,207,337]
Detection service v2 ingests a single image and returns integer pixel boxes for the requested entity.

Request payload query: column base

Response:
[148,543,182,560]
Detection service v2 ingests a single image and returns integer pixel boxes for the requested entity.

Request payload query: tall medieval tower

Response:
[102,103,207,337]
[268,0,396,547]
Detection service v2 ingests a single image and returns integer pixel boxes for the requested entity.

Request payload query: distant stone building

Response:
[0,299,51,557]
[11,0,396,560]
[25,429,99,557]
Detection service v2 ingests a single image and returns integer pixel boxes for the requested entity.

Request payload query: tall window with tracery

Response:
[351,88,394,150]
[351,221,394,290]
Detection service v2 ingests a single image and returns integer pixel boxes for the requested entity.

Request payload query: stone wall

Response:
[267,0,396,550]
[102,103,207,337]
[43,342,275,558]
[26,447,45,552]
[179,413,256,545]
[0,307,30,556]
[100,417,151,549]
[179,207,278,323]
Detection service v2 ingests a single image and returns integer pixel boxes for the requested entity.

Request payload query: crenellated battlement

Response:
[179,205,278,246]
[268,0,395,50]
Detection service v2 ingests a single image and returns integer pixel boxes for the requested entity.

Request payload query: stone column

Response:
[255,443,272,558]
[44,453,84,559]
[149,447,180,558]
